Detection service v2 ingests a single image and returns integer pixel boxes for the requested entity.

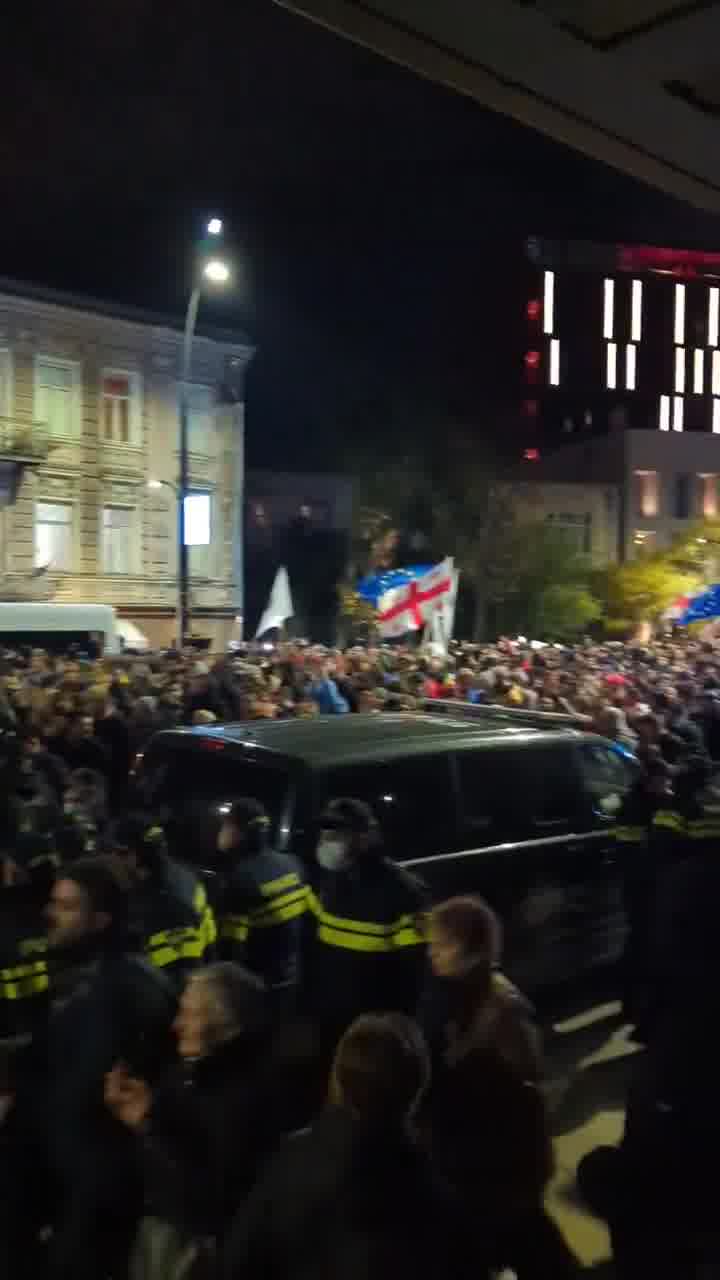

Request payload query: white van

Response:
[0,603,120,654]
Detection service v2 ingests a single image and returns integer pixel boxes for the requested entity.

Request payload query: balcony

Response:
[0,419,54,464]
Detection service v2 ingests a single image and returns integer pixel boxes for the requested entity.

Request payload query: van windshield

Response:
[137,747,292,864]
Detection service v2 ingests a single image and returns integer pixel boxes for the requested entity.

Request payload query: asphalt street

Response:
[543,994,643,1275]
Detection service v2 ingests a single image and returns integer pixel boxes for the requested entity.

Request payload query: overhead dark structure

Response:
[273,0,720,212]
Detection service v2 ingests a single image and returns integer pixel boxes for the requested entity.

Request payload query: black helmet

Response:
[108,813,167,862]
[226,798,270,832]
[320,797,378,835]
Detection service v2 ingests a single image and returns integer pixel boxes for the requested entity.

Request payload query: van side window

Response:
[320,756,455,861]
[578,743,638,818]
[458,745,582,843]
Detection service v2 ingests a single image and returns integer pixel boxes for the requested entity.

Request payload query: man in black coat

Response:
[2,857,176,1280]
[106,963,290,1249]
[222,1011,488,1280]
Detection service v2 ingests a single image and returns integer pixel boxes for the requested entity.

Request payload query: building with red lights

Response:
[519,240,720,561]
[524,238,720,443]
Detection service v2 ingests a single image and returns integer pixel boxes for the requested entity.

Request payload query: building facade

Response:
[515,428,720,564]
[0,278,251,649]
[523,239,720,453]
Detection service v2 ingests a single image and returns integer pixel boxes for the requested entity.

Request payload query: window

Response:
[320,757,456,861]
[35,501,72,570]
[700,474,720,519]
[101,372,140,444]
[546,512,592,555]
[35,359,78,438]
[186,385,214,454]
[578,743,637,819]
[101,507,134,574]
[459,745,584,843]
[186,491,212,578]
[634,470,658,518]
[674,473,692,520]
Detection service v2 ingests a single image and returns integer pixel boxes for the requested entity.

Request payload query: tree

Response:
[596,552,699,635]
[346,411,517,639]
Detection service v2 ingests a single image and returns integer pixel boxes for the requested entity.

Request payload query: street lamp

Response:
[177,220,231,648]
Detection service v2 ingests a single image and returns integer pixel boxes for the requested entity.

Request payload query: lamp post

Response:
[176,220,230,648]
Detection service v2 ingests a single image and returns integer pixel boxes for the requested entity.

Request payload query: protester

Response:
[223,1011,489,1280]
[420,895,577,1278]
[106,963,286,1274]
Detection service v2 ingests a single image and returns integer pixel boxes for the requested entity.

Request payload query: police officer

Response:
[614,751,673,1021]
[107,813,216,987]
[0,828,56,1042]
[304,798,428,1041]
[215,798,307,1010]
[650,751,719,864]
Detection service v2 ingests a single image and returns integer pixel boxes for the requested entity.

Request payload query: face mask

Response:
[316,836,347,872]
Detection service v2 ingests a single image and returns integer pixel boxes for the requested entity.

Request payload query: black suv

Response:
[135,712,638,992]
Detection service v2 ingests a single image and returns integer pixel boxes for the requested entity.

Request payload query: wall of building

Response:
[0,289,250,650]
[512,480,620,566]
[624,430,720,558]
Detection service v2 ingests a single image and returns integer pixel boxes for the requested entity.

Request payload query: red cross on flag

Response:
[377,559,454,637]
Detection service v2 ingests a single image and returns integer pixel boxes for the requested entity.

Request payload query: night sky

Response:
[3,0,718,470]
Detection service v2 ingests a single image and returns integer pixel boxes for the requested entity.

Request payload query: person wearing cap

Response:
[215,798,308,1011]
[107,813,216,988]
[304,798,428,1041]
[1,856,177,1280]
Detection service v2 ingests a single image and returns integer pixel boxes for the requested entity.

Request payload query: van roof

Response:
[153,712,584,768]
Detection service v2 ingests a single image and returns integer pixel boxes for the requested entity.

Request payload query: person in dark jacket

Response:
[0,831,55,1041]
[107,813,216,987]
[223,1011,488,1280]
[93,697,133,809]
[106,963,287,1261]
[215,798,307,1010]
[1,857,177,1280]
[614,750,674,1022]
[304,798,428,1043]
[420,895,577,1279]
[56,713,111,777]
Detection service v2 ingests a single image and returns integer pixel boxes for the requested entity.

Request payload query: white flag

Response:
[255,567,294,638]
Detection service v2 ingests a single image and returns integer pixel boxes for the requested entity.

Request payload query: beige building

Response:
[514,430,720,564]
[0,277,252,649]
[512,479,620,567]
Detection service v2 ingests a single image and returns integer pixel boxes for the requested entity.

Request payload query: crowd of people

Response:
[0,633,719,1278]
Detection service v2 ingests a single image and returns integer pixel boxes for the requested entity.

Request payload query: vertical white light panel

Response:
[659,395,670,432]
[543,270,554,335]
[710,287,719,347]
[674,283,686,345]
[714,399,720,434]
[675,346,686,394]
[625,344,637,390]
[549,338,560,386]
[631,279,643,342]
[713,350,720,395]
[673,396,684,432]
[606,342,617,389]
[694,348,705,394]
[603,279,615,340]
